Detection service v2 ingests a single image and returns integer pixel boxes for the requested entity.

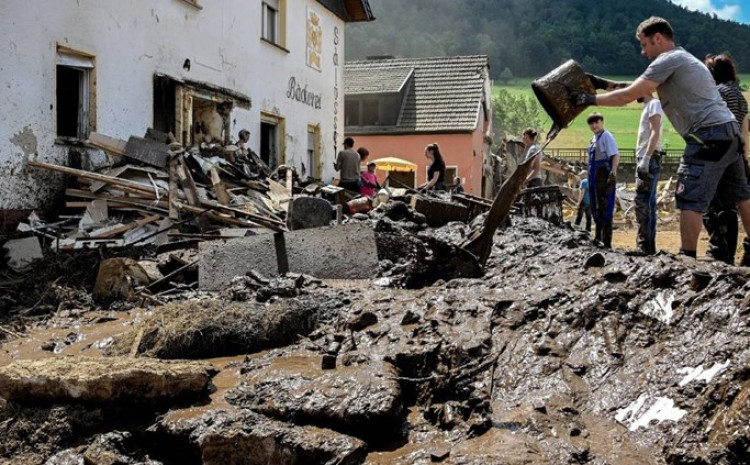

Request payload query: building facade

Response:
[344,55,492,196]
[0,0,373,227]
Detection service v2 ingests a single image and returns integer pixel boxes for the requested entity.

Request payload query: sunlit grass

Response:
[495,74,750,150]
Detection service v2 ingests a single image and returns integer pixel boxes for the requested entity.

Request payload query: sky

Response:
[671,0,750,24]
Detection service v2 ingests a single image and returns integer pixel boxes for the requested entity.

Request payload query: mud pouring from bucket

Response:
[457,60,593,268]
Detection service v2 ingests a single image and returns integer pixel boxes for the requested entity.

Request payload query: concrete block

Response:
[2,236,43,271]
[199,223,378,290]
[411,196,469,227]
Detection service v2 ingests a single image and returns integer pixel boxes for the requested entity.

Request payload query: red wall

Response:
[350,131,485,196]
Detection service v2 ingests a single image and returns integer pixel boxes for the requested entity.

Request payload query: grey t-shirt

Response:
[336,149,360,182]
[640,47,734,135]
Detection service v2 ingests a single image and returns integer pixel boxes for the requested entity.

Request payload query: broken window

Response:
[261,119,279,169]
[262,0,280,44]
[306,125,321,179]
[344,95,400,127]
[56,51,94,139]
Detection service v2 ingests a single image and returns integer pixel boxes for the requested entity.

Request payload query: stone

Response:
[199,223,378,290]
[348,311,378,331]
[154,409,366,465]
[92,258,151,305]
[2,236,43,272]
[226,355,404,443]
[0,356,216,403]
[288,196,333,230]
[584,252,606,268]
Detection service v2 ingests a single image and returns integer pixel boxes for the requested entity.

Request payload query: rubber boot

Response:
[602,222,613,249]
[740,237,750,267]
[594,223,602,245]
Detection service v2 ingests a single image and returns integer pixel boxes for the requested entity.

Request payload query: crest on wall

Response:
[306,7,322,71]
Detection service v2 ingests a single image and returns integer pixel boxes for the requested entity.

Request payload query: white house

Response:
[0,0,374,228]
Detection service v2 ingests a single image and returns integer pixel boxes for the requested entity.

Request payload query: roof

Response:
[316,0,375,22]
[344,55,490,134]
[344,67,414,95]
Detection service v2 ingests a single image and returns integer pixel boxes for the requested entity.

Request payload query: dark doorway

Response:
[260,121,278,169]
[56,66,83,138]
[153,75,177,137]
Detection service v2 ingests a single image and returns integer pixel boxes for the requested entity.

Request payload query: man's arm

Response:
[333,151,342,171]
[583,77,660,107]
[645,114,662,157]
[742,114,749,158]
[610,153,620,175]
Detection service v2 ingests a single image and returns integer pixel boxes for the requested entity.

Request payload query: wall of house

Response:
[0,0,346,222]
[350,132,485,196]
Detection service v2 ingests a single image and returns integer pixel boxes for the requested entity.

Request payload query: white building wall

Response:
[0,0,345,211]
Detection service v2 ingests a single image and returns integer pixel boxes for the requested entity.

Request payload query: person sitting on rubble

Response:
[575,170,592,233]
[360,161,380,198]
[453,176,465,194]
[522,128,544,189]
[418,142,446,191]
[334,137,361,192]
[236,129,250,156]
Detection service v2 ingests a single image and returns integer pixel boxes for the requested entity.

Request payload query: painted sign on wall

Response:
[306,7,322,71]
[287,77,322,109]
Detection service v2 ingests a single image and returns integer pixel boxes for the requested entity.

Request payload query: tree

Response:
[491,90,544,150]
[499,67,514,84]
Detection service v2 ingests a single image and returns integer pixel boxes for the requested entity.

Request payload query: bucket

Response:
[532,59,595,129]
[347,196,372,214]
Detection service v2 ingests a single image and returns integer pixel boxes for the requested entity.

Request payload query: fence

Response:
[545,148,683,165]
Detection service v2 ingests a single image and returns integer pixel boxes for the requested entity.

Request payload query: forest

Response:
[346,0,750,78]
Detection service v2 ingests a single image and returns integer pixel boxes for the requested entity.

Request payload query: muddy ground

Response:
[1,214,750,464]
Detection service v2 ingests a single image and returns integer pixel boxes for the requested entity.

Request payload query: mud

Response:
[2,215,750,463]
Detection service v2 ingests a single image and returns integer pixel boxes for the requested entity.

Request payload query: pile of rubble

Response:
[1,213,750,464]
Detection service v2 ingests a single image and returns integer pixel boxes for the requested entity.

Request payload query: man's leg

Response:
[736,199,750,266]
[680,210,703,255]
[575,206,583,226]
[634,178,650,252]
[584,205,592,232]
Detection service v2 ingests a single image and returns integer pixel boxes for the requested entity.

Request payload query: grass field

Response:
[495,74,750,150]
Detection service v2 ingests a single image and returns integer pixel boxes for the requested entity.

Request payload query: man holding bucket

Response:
[571,16,750,264]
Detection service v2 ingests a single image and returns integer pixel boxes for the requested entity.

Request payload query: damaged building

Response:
[344,55,493,196]
[0,0,374,229]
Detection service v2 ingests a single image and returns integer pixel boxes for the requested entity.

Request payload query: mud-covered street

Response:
[2,212,750,465]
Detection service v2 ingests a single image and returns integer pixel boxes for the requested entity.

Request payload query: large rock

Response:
[0,357,215,403]
[226,353,404,443]
[154,409,366,465]
[288,196,333,230]
[106,298,319,359]
[199,223,378,290]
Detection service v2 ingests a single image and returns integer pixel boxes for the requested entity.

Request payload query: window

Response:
[344,95,401,127]
[262,0,287,46]
[260,112,286,170]
[56,50,94,139]
[306,125,321,179]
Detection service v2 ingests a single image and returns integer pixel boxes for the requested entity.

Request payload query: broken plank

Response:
[176,202,263,229]
[66,189,169,210]
[89,214,162,239]
[199,199,286,231]
[124,136,169,168]
[210,167,231,206]
[28,161,166,198]
[86,132,127,156]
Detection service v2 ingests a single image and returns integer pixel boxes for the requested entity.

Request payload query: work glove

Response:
[571,90,596,107]
[607,171,617,187]
[586,73,629,91]
[636,155,651,181]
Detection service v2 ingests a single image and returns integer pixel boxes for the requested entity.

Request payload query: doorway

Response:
[260,121,278,170]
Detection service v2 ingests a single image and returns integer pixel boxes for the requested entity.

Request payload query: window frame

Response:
[55,45,96,142]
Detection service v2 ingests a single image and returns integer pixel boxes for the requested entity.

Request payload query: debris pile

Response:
[26,129,287,251]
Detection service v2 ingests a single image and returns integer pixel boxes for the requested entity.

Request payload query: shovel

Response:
[460,127,560,266]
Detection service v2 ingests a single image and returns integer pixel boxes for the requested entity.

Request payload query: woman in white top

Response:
[522,127,543,188]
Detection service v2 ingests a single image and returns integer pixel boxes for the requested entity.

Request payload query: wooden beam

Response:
[65,189,169,210]
[88,214,162,239]
[210,167,231,206]
[28,160,166,197]
[86,132,127,156]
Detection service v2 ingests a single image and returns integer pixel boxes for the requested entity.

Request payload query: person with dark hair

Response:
[522,127,544,188]
[419,142,446,191]
[237,129,250,155]
[571,16,750,264]
[633,92,665,255]
[575,170,592,232]
[334,137,360,192]
[585,112,620,248]
[357,146,370,162]
[702,53,750,264]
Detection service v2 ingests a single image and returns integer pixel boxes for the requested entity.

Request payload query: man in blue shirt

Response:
[586,112,620,248]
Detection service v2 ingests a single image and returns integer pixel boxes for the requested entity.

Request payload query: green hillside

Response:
[348,0,750,78]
